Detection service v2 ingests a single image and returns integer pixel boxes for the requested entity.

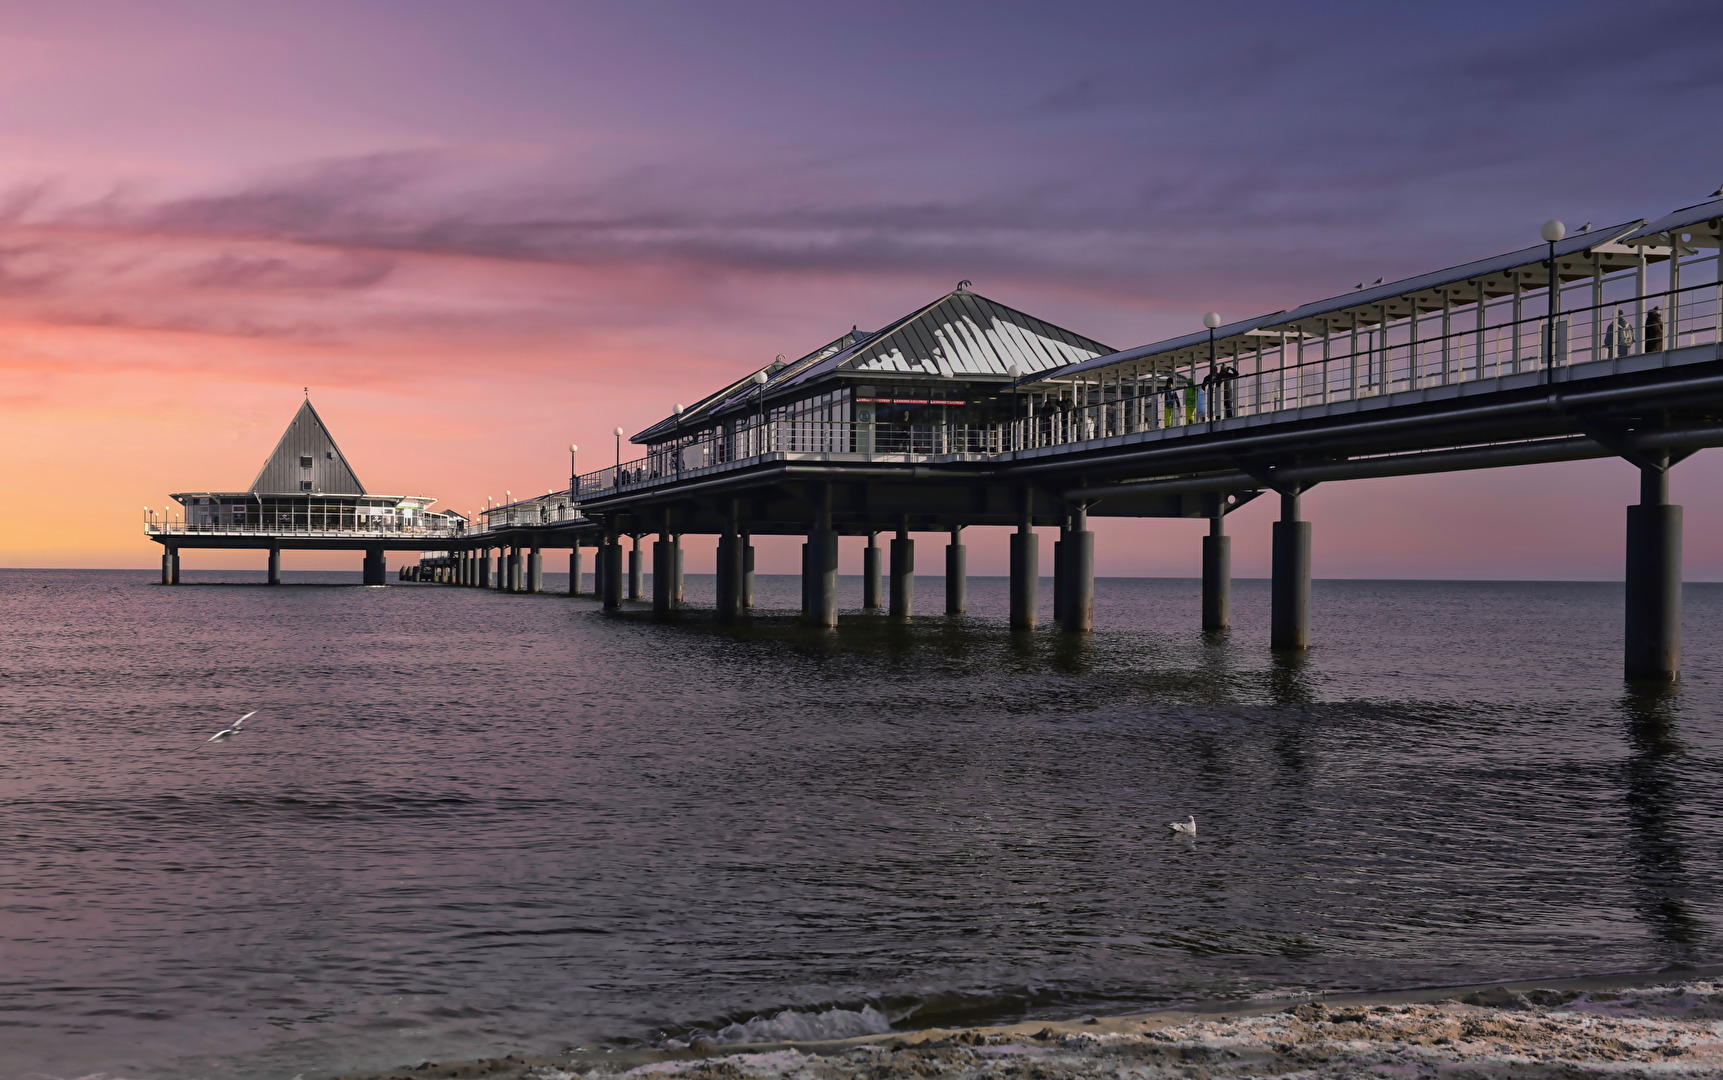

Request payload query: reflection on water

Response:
[0,570,1720,1080]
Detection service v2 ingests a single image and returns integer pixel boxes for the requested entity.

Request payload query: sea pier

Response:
[151,198,1723,682]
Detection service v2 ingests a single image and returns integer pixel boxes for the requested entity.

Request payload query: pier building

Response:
[148,397,467,584]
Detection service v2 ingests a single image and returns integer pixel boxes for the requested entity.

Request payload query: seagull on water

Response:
[1168,815,1197,835]
[206,710,259,743]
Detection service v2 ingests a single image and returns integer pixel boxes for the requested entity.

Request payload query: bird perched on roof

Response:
[1371,277,1384,286]
[1711,183,1723,198]
[1168,814,1197,835]
[206,710,258,743]
[1580,222,1592,232]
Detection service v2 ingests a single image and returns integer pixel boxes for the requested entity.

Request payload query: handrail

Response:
[555,280,1721,505]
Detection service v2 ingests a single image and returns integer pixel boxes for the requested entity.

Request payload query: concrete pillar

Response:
[1053,531,1066,625]
[863,533,883,609]
[479,549,492,588]
[161,546,175,585]
[1062,506,1094,633]
[569,546,583,595]
[508,547,523,593]
[742,538,756,609]
[528,546,543,593]
[363,546,386,586]
[811,529,839,627]
[653,535,674,618]
[1270,490,1311,650]
[1626,462,1682,681]
[889,526,914,618]
[268,547,281,586]
[945,526,966,614]
[603,541,623,609]
[495,550,506,591]
[1202,505,1231,632]
[592,541,605,598]
[1010,527,1038,630]
[673,535,685,605]
[628,536,643,601]
[716,532,743,624]
[171,549,180,585]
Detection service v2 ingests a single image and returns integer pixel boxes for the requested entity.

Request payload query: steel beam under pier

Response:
[1062,506,1094,633]
[946,526,966,614]
[268,547,281,586]
[890,526,914,618]
[628,536,643,601]
[1626,460,1682,681]
[1271,491,1311,650]
[362,546,387,586]
[528,546,543,593]
[1203,500,1230,632]
[863,533,882,610]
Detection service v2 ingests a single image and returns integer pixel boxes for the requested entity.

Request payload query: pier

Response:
[151,198,1723,682]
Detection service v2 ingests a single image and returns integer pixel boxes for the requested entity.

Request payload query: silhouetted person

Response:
[1644,306,1664,353]
[1216,364,1239,418]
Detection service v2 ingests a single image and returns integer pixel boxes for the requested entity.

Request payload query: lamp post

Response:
[569,444,578,496]
[613,426,624,475]
[752,369,769,454]
[1202,311,1221,422]
[1541,219,1565,383]
[673,404,684,478]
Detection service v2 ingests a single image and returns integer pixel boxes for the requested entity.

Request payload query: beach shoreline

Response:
[322,962,1723,1080]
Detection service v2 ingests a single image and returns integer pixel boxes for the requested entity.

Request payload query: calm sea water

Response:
[2,569,1720,1080]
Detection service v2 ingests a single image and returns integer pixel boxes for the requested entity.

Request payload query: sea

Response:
[2,569,1720,1079]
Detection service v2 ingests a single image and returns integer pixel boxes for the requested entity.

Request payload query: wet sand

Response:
[326,965,1723,1080]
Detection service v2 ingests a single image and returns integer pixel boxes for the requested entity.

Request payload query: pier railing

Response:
[539,279,1723,506]
[145,519,471,539]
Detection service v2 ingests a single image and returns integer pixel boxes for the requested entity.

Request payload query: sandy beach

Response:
[326,965,1723,1080]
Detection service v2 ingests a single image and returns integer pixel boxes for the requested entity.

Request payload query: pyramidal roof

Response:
[633,289,1112,442]
[248,398,367,495]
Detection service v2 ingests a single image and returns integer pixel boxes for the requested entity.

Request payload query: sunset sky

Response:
[4,0,1722,578]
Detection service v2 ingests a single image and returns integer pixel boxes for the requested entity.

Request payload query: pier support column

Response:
[268,547,281,586]
[1053,523,1067,625]
[743,536,756,609]
[863,533,882,609]
[363,546,387,586]
[1062,506,1094,633]
[804,530,838,627]
[653,533,674,618]
[171,548,180,585]
[528,546,543,593]
[161,546,175,585]
[1626,460,1682,681]
[1270,490,1311,650]
[1202,499,1231,632]
[495,550,506,591]
[507,547,522,593]
[716,531,743,624]
[673,535,685,606]
[890,525,914,618]
[602,537,623,610]
[628,536,643,601]
[569,546,583,596]
[479,549,492,588]
[1009,501,1038,630]
[946,526,966,614]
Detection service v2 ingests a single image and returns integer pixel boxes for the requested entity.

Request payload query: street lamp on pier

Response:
[614,427,624,475]
[673,404,684,477]
[1541,219,1566,383]
[752,370,769,453]
[1203,311,1221,422]
[569,444,578,496]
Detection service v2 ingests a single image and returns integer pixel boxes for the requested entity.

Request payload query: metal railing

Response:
[553,279,1723,507]
[145,518,471,539]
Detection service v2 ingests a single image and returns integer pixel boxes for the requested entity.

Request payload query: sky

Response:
[3,0,1722,577]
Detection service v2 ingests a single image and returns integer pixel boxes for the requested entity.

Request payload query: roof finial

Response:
[956,279,972,291]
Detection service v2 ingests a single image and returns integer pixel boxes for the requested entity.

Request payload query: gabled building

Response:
[627,285,1113,471]
[166,397,462,534]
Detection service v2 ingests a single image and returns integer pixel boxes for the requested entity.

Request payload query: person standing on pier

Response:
[1644,305,1664,353]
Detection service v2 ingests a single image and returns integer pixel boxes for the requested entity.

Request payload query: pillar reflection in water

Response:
[1619,686,1708,951]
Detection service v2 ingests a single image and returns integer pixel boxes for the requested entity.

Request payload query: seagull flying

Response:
[206,710,259,743]
[1168,815,1197,835]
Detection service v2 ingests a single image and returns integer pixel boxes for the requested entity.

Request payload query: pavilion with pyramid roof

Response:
[152,396,466,584]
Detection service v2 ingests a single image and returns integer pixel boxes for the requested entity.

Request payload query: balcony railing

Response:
[145,519,471,539]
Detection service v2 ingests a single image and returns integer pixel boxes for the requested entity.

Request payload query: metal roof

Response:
[1621,197,1723,244]
[635,289,1112,443]
[1026,312,1284,384]
[248,398,366,495]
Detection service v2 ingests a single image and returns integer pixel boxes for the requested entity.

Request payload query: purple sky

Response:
[3,0,1722,575]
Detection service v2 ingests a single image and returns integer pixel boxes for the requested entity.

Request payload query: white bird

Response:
[1168,815,1197,835]
[206,710,259,743]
